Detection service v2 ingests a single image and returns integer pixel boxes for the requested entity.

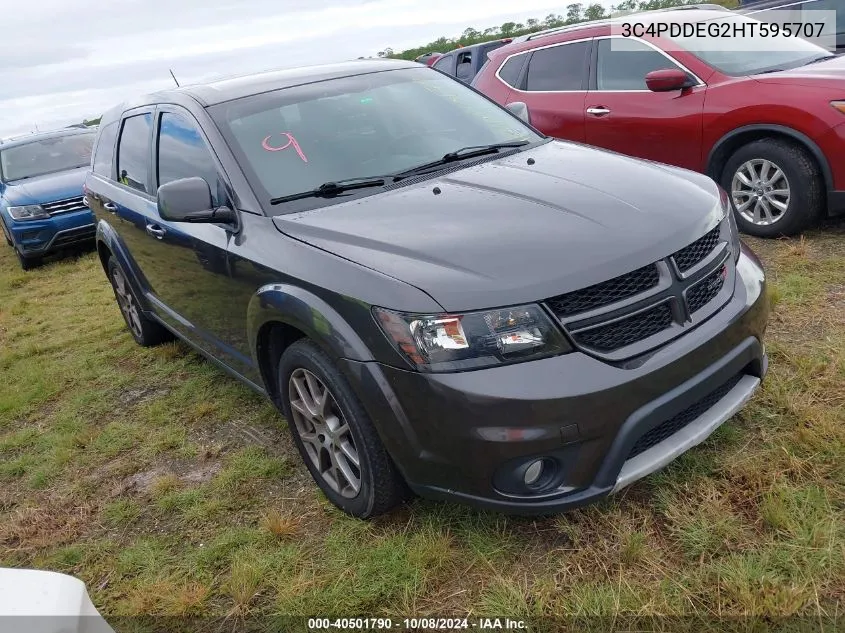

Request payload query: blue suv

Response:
[0,127,97,270]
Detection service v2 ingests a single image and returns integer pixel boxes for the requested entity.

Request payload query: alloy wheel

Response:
[731,158,791,226]
[288,368,361,498]
[112,267,143,339]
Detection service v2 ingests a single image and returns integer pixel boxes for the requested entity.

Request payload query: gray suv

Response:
[84,59,769,518]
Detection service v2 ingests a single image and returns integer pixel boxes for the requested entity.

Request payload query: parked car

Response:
[432,39,512,82]
[414,52,443,66]
[737,0,845,54]
[0,127,97,269]
[472,6,845,237]
[86,59,768,519]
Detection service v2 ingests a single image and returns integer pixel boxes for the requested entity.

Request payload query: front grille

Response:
[547,264,659,318]
[626,373,744,461]
[672,225,720,272]
[687,264,726,314]
[572,303,673,352]
[42,196,87,215]
[546,222,729,357]
[52,225,95,247]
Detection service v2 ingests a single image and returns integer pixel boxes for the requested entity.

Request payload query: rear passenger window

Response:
[92,121,118,178]
[116,114,152,193]
[498,55,527,88]
[526,41,589,91]
[157,112,225,206]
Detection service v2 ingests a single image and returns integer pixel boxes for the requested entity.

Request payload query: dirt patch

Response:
[118,385,170,407]
[117,461,222,496]
[193,417,290,458]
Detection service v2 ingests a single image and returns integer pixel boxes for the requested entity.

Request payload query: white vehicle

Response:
[0,569,113,633]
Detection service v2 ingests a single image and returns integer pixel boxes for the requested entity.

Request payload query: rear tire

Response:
[721,138,823,238]
[278,339,407,518]
[106,257,173,347]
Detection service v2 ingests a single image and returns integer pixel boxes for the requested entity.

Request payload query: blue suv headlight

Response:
[8,205,50,221]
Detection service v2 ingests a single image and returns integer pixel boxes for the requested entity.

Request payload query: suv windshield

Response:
[0,133,95,182]
[209,67,543,212]
[672,15,833,76]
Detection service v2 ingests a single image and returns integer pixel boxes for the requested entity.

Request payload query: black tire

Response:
[721,138,823,238]
[17,250,41,271]
[106,257,173,347]
[278,339,407,518]
[1,221,12,247]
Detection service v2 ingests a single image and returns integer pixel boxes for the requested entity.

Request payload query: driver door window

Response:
[157,112,226,206]
[596,38,686,91]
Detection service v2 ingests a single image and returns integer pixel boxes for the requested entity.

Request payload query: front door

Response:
[583,37,706,170]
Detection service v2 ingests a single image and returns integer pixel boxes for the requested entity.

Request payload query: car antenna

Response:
[169,69,180,87]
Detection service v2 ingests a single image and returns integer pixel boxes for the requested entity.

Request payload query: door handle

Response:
[103,202,118,213]
[145,224,166,239]
[586,107,611,116]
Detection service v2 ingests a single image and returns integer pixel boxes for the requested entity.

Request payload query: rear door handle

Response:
[103,202,118,213]
[145,224,166,239]
[586,107,611,116]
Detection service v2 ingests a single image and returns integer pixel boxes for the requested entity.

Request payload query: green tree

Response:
[462,27,481,40]
[584,3,606,19]
[566,3,584,23]
[499,21,517,36]
[543,13,563,27]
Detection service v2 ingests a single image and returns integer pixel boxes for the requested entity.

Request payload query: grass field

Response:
[1,223,843,629]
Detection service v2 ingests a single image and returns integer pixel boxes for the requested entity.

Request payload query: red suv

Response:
[472,7,845,237]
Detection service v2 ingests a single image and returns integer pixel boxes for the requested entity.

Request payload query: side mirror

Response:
[506,101,531,125]
[157,177,235,224]
[645,68,695,93]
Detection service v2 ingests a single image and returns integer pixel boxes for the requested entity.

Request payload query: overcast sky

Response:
[0,0,610,137]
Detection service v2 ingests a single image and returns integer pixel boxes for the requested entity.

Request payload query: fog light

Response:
[524,459,544,485]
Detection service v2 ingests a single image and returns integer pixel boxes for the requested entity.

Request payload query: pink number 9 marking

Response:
[261,132,308,163]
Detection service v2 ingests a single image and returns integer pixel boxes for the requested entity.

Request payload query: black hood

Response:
[273,141,724,312]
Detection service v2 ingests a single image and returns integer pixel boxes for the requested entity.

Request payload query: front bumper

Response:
[340,245,769,514]
[8,209,96,256]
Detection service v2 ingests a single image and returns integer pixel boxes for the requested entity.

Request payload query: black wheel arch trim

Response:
[247,283,376,369]
[708,124,833,194]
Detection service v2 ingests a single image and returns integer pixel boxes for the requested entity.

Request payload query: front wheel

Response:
[721,138,823,238]
[278,339,407,518]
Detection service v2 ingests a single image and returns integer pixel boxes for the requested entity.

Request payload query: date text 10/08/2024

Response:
[308,618,527,630]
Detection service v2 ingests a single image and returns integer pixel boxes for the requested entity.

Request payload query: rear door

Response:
[503,38,591,142]
[583,37,705,169]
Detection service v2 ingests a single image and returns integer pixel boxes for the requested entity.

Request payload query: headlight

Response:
[7,205,49,221]
[719,186,741,262]
[373,304,572,372]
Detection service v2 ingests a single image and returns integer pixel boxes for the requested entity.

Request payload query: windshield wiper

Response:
[394,141,531,178]
[270,175,397,205]
[802,54,834,66]
[757,54,834,75]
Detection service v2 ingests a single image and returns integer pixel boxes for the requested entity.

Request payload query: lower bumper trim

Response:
[611,373,760,493]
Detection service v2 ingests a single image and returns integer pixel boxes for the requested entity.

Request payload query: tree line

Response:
[379,0,738,60]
